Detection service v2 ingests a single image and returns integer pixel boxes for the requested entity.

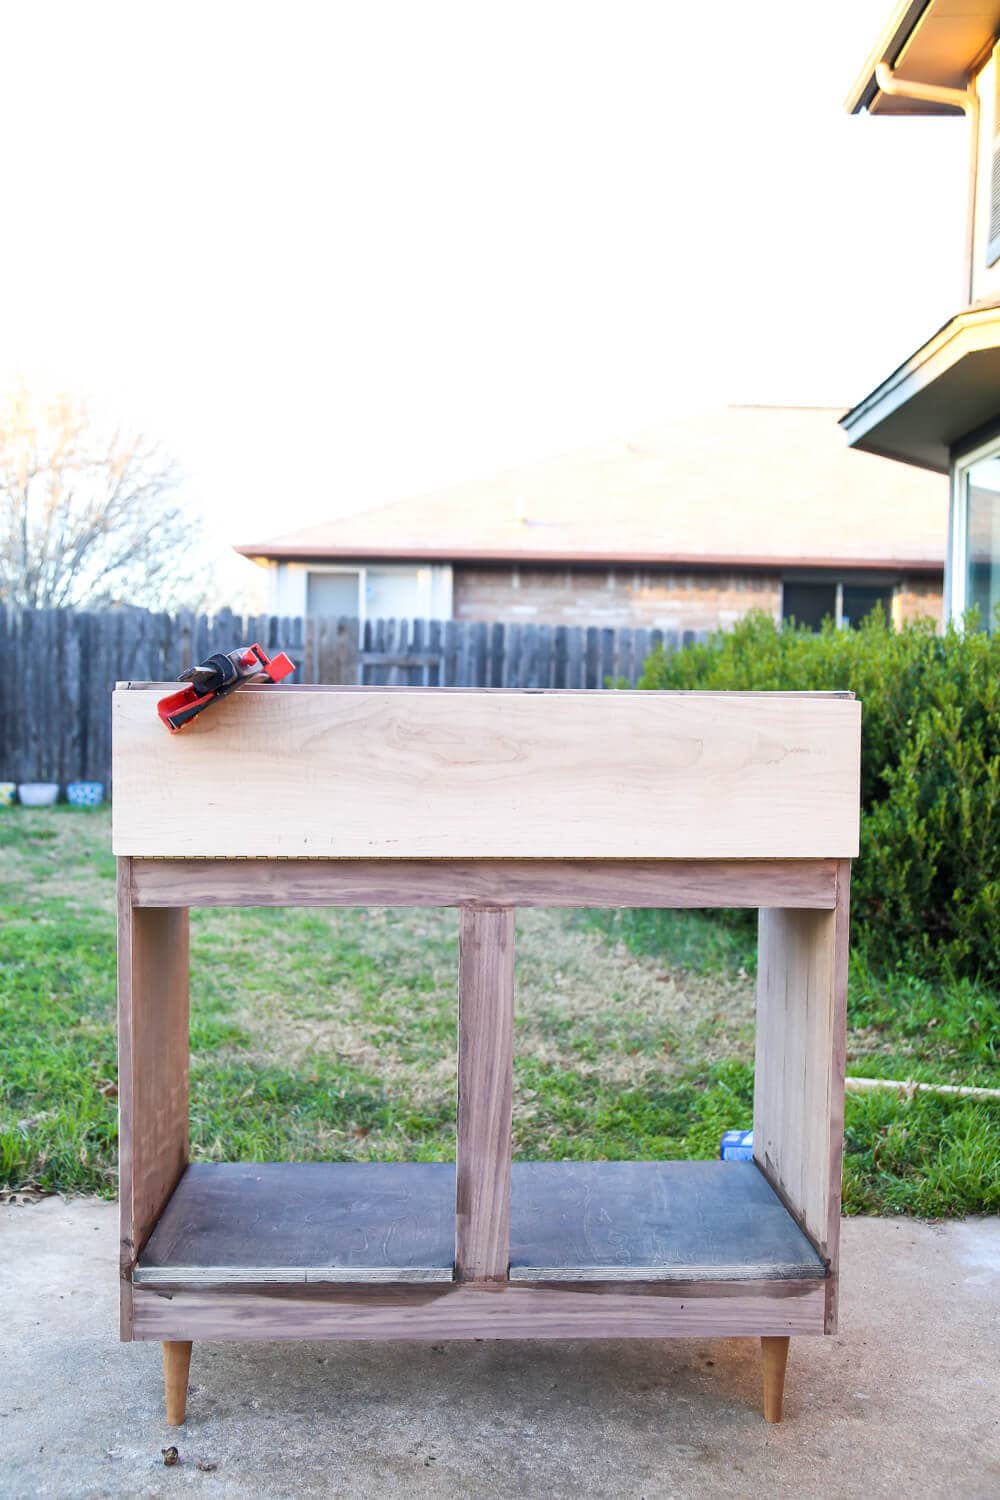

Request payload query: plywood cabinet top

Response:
[112,686,861,860]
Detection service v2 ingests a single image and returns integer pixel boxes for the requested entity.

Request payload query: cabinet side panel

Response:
[753,861,850,1317]
[824,860,851,1330]
[118,868,189,1340]
[117,861,134,1339]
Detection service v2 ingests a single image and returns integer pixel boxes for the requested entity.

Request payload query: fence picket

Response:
[489,622,504,687]
[443,620,458,685]
[618,627,634,687]
[633,630,648,686]
[428,619,442,687]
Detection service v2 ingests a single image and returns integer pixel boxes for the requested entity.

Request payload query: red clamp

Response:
[157,643,295,733]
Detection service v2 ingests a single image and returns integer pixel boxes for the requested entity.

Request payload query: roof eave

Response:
[844,0,931,114]
[844,0,1000,116]
[841,305,1000,470]
[233,543,942,576]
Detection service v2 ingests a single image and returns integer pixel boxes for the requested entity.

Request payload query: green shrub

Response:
[638,611,1000,983]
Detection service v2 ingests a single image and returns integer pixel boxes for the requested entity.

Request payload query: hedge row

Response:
[639,612,1000,983]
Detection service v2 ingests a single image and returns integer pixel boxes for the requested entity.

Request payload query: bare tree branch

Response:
[0,385,205,610]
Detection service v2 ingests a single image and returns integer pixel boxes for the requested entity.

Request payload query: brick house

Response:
[237,405,946,633]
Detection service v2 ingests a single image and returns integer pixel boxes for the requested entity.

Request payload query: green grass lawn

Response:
[2,808,998,1217]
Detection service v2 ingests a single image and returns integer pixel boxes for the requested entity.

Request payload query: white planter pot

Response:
[18,782,60,807]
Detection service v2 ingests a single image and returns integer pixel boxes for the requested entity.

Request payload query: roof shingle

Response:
[237,406,947,571]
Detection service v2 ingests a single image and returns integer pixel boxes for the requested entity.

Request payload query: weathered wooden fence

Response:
[0,606,704,787]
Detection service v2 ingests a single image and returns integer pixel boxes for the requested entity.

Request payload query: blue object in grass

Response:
[67,780,104,807]
[720,1128,754,1162]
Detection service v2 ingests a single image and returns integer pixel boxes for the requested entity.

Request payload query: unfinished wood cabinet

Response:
[114,684,859,1427]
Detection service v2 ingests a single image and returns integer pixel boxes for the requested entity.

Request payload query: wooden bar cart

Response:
[113,685,860,1426]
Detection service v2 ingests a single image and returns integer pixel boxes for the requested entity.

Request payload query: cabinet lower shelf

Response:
[135,1159,826,1288]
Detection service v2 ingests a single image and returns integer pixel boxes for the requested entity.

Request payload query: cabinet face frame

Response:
[117,853,851,1345]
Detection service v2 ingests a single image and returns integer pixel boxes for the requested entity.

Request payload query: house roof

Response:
[236,406,947,575]
[845,0,1000,116]
[841,296,1000,469]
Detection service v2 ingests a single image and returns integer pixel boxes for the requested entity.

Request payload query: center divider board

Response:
[112,687,861,860]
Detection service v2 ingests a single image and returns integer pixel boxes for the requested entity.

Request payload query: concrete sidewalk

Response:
[1,1200,998,1500]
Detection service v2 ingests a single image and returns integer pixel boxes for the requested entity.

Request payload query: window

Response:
[965,452,1000,630]
[304,565,431,623]
[782,580,893,633]
[307,570,361,617]
[841,585,891,629]
[989,45,1000,268]
[365,568,423,618]
[782,582,836,632]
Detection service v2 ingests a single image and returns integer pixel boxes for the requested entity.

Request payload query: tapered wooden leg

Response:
[761,1336,789,1423]
[163,1341,193,1426]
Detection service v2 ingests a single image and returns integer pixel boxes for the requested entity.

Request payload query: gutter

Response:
[874,61,980,304]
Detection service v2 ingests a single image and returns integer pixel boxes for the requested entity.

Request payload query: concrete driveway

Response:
[1,1199,998,1499]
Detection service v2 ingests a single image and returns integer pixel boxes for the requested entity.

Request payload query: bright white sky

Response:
[0,0,968,603]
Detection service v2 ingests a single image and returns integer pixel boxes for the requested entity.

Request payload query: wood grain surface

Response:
[455,909,514,1281]
[137,1162,457,1284]
[112,687,861,859]
[129,857,840,910]
[761,1335,790,1424]
[118,865,189,1340]
[133,1160,825,1288]
[753,860,851,1320]
[508,1161,826,1282]
[132,1277,827,1342]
